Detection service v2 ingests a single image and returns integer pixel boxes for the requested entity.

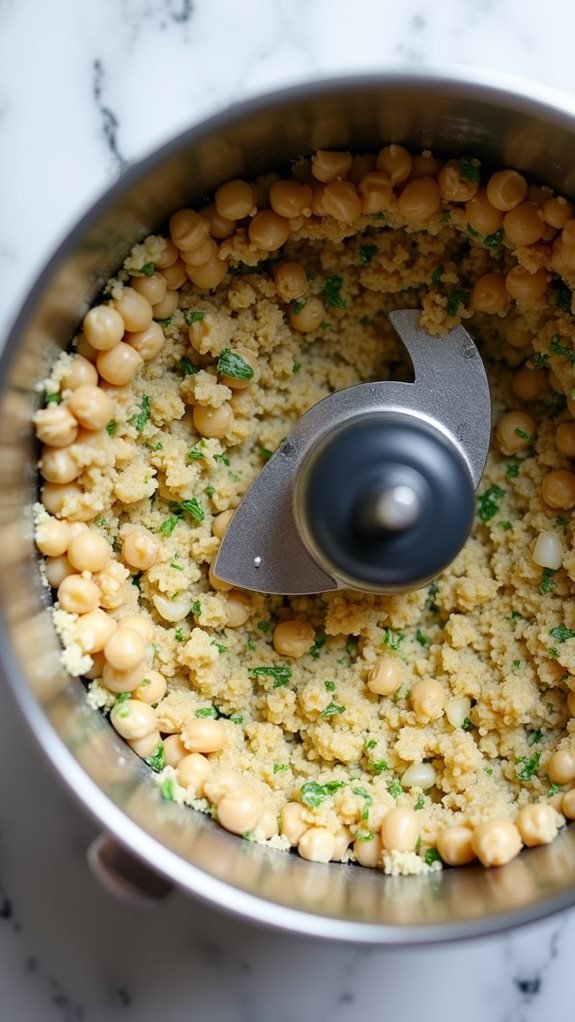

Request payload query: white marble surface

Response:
[3,0,575,1018]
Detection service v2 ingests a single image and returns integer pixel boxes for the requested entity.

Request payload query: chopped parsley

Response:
[45,391,61,405]
[506,459,520,479]
[229,714,244,725]
[149,441,163,451]
[459,156,480,183]
[532,352,549,368]
[204,486,215,499]
[547,782,561,798]
[446,289,470,317]
[461,717,474,732]
[174,628,185,642]
[300,780,345,807]
[211,639,228,654]
[424,847,441,866]
[187,441,205,460]
[499,520,512,531]
[195,705,218,718]
[549,624,575,643]
[510,611,525,624]
[555,516,567,529]
[170,557,183,571]
[512,659,521,670]
[213,453,230,465]
[257,620,272,633]
[158,514,179,537]
[322,275,347,310]
[345,636,359,658]
[483,227,504,248]
[527,729,544,746]
[106,419,118,436]
[415,629,431,648]
[414,794,425,811]
[129,395,151,433]
[550,335,575,365]
[540,567,557,594]
[191,600,202,617]
[514,427,534,441]
[320,702,345,718]
[387,779,403,799]
[319,320,332,330]
[364,738,377,751]
[552,281,572,311]
[179,356,199,376]
[160,778,176,801]
[352,787,373,821]
[248,665,292,687]
[96,516,109,529]
[431,264,444,286]
[185,309,205,324]
[292,361,302,373]
[358,315,371,327]
[170,498,204,523]
[115,691,131,704]
[516,751,541,782]
[371,760,389,774]
[259,447,273,462]
[382,627,404,653]
[477,484,505,522]
[217,348,255,381]
[359,244,379,264]
[324,680,336,692]
[156,315,174,328]
[273,763,288,773]
[291,298,306,316]
[309,632,326,659]
[145,743,165,772]
[139,262,156,276]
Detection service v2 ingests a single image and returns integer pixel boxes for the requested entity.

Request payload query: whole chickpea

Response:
[437,159,479,202]
[436,825,476,866]
[113,288,153,333]
[60,355,99,391]
[548,748,575,784]
[376,144,412,183]
[104,627,146,672]
[73,608,116,654]
[311,150,353,183]
[542,470,575,510]
[471,273,508,314]
[397,177,440,222]
[248,211,289,252]
[177,752,212,795]
[556,422,575,458]
[298,827,336,863]
[353,833,383,868]
[495,411,535,455]
[218,790,264,836]
[214,179,256,220]
[486,169,527,211]
[224,589,252,628]
[68,530,111,572]
[380,808,420,852]
[181,717,227,754]
[357,171,393,214]
[273,262,307,302]
[280,802,309,845]
[322,181,362,223]
[367,656,402,696]
[193,403,233,439]
[57,574,100,615]
[163,733,188,768]
[34,405,79,448]
[516,803,561,846]
[39,447,80,485]
[83,305,125,350]
[130,272,167,306]
[134,670,167,705]
[289,296,325,333]
[273,620,315,658]
[410,678,445,721]
[471,818,522,867]
[212,509,234,539]
[122,528,160,571]
[110,699,157,741]
[35,517,71,557]
[96,343,144,387]
[511,366,547,402]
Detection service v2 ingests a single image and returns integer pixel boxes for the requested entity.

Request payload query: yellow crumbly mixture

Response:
[35,150,575,874]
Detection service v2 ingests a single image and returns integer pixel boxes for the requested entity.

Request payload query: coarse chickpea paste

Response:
[33,145,575,875]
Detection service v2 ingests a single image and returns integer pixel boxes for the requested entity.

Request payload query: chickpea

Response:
[506,317,533,350]
[367,655,402,696]
[465,189,503,236]
[224,589,251,628]
[408,152,441,180]
[130,272,167,307]
[311,150,353,183]
[562,789,575,819]
[128,730,162,759]
[376,144,413,184]
[163,733,188,768]
[102,660,146,694]
[75,335,98,364]
[270,180,312,218]
[542,469,575,510]
[511,366,547,401]
[152,592,192,623]
[273,262,307,302]
[151,289,180,319]
[543,195,574,229]
[357,171,393,214]
[353,833,382,868]
[248,211,289,252]
[186,254,228,290]
[57,574,100,615]
[35,517,71,557]
[214,179,255,221]
[437,159,479,202]
[548,747,575,784]
[68,386,114,432]
[181,236,218,268]
[486,169,527,211]
[44,554,74,588]
[281,802,309,845]
[155,238,179,268]
[348,153,377,184]
[380,807,420,852]
[289,296,325,333]
[39,446,80,485]
[471,273,509,314]
[68,530,111,572]
[125,322,165,362]
[73,608,117,654]
[471,819,522,867]
[177,752,212,795]
[60,354,99,391]
[208,561,234,592]
[114,288,153,333]
[134,670,167,705]
[158,259,187,290]
[445,695,472,728]
[505,266,548,303]
[41,481,86,519]
[110,699,157,741]
[117,614,154,643]
[257,809,280,840]
[83,305,125,351]
[410,678,445,721]
[322,181,362,223]
[273,620,315,658]
[193,402,233,439]
[33,405,79,448]
[96,343,143,386]
[199,203,236,240]
[401,762,437,790]
[436,825,476,866]
[181,716,227,754]
[212,509,234,539]
[556,422,575,457]
[218,790,264,836]
[516,803,560,846]
[310,184,327,216]
[104,627,146,672]
[85,651,105,680]
[503,202,545,246]
[298,826,336,863]
[169,208,210,251]
[495,411,535,455]
[219,348,259,390]
[397,177,440,222]
[122,528,160,571]
[203,768,246,805]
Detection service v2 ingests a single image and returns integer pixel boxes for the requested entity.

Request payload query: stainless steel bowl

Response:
[3,70,575,944]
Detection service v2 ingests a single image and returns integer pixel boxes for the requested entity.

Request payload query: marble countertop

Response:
[3,0,575,1018]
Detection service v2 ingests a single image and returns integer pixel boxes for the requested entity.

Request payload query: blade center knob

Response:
[363,483,422,533]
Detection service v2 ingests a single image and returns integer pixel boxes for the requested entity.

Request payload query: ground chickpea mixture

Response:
[33,145,575,875]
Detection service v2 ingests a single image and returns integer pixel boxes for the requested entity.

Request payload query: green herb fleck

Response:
[170,558,184,571]
[382,627,404,653]
[387,779,402,799]
[259,447,273,462]
[555,516,567,529]
[309,632,326,660]
[195,705,218,718]
[45,391,61,405]
[324,680,336,692]
[477,484,505,522]
[211,640,228,654]
[187,442,205,461]
[499,520,512,531]
[149,441,163,451]
[516,751,541,782]
[514,427,534,441]
[96,516,109,529]
[364,739,377,751]
[466,224,481,239]
[553,281,572,311]
[292,361,302,375]
[548,647,559,659]
[320,702,346,718]
[540,567,557,594]
[415,629,431,648]
[527,729,544,746]
[139,262,156,276]
[550,335,575,365]
[446,289,470,317]
[174,628,184,642]
[424,847,441,866]
[257,620,272,634]
[319,320,332,330]
[229,713,244,725]
[548,782,561,798]
[459,156,480,183]
[204,486,215,499]
[371,760,389,774]
[191,600,201,617]
[300,780,345,807]
[506,459,520,479]
[322,275,347,310]
[115,691,131,704]
[345,637,359,658]
[483,227,504,248]
[213,453,230,465]
[171,498,204,522]
[414,794,425,811]
[352,787,373,821]
[485,766,494,776]
[461,717,474,732]
[179,356,199,376]
[217,348,255,382]
[185,310,205,324]
[549,624,575,643]
[160,778,175,801]
[359,244,379,265]
[512,659,521,670]
[158,515,179,537]
[273,763,288,773]
[358,315,371,327]
[106,419,118,437]
[156,315,174,328]
[291,298,306,316]
[431,264,444,286]
[145,743,165,772]
[249,665,292,688]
